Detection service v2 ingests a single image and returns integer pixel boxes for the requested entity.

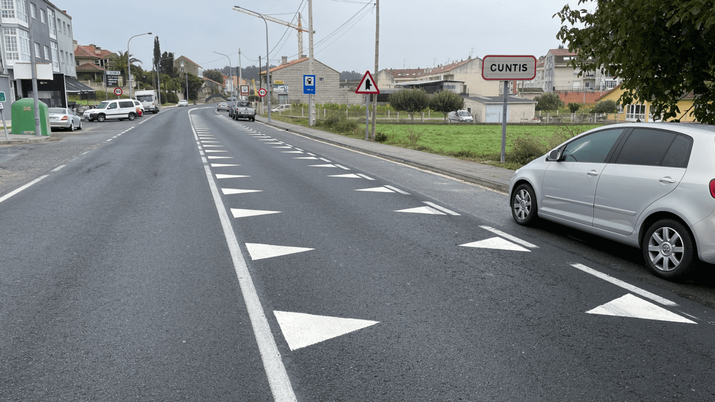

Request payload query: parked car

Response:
[271,104,291,113]
[177,100,188,107]
[48,107,82,131]
[132,100,144,117]
[509,122,715,280]
[84,100,138,122]
[447,110,474,123]
[217,102,229,112]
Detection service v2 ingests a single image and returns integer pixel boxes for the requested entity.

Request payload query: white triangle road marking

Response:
[309,164,337,168]
[221,188,263,195]
[216,174,249,179]
[459,237,530,252]
[355,186,395,193]
[587,294,696,324]
[294,157,318,160]
[231,209,281,218]
[395,206,445,215]
[274,311,379,351]
[245,243,314,260]
[207,156,232,160]
[211,163,240,167]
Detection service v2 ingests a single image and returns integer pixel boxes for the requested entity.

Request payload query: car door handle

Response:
[587,170,599,177]
[659,176,676,184]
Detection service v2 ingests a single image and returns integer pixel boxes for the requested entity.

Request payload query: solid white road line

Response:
[570,263,678,307]
[479,226,538,249]
[189,111,297,402]
[0,175,48,204]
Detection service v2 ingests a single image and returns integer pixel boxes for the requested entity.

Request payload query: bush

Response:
[375,132,388,143]
[318,112,357,134]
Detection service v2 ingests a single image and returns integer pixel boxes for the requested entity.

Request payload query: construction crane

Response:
[233,7,314,58]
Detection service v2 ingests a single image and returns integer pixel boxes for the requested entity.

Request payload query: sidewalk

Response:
[0,133,52,144]
[256,116,514,194]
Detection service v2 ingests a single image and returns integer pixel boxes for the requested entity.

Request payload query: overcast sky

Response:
[64,0,586,74]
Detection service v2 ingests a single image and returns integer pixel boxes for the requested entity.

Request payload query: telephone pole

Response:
[370,0,380,140]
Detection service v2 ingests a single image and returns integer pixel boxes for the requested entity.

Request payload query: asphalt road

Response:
[1,107,714,401]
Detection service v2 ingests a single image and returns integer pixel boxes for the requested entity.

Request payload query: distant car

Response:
[271,104,291,113]
[447,110,474,123]
[178,100,188,107]
[48,107,82,131]
[217,102,229,112]
[509,122,715,280]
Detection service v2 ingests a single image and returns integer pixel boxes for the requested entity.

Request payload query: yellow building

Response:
[597,84,698,122]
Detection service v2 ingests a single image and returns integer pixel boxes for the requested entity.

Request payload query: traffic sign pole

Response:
[355,71,380,141]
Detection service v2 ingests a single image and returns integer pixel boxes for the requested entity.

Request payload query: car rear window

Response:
[614,128,691,167]
[119,101,135,108]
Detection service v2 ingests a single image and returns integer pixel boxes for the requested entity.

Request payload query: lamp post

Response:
[127,32,151,99]
[234,6,271,122]
[213,51,233,101]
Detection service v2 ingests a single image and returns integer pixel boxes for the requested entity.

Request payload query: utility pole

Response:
[27,0,41,136]
[308,0,315,126]
[370,0,380,140]
[239,48,243,100]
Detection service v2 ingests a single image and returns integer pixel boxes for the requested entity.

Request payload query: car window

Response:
[562,128,624,163]
[119,101,134,108]
[614,128,688,167]
[107,103,117,110]
[96,101,110,110]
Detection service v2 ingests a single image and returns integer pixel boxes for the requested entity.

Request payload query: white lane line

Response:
[479,226,538,249]
[52,165,66,172]
[0,175,48,204]
[570,263,678,307]
[357,173,374,180]
[384,185,409,195]
[189,110,296,402]
[423,201,460,216]
[334,164,351,170]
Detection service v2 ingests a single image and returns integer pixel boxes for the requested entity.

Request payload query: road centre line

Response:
[570,263,678,307]
[479,226,538,249]
[189,110,296,401]
[0,175,48,204]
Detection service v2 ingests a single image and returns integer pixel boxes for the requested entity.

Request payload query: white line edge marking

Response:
[384,185,409,195]
[423,201,460,216]
[188,110,296,402]
[52,165,66,172]
[479,225,538,249]
[570,263,678,307]
[0,175,48,204]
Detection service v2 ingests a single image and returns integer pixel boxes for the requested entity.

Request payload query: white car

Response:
[84,100,139,122]
[271,104,291,113]
[447,110,474,123]
[48,107,82,131]
[177,100,188,107]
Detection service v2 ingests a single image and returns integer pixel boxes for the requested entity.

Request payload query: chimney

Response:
[281,56,288,65]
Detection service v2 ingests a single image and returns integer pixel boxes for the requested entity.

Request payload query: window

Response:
[3,28,18,61]
[40,8,45,23]
[615,129,692,167]
[1,0,15,19]
[2,0,26,22]
[34,42,40,59]
[43,45,49,60]
[626,104,646,121]
[48,9,56,38]
[18,29,29,61]
[50,41,59,70]
[562,129,624,163]
[30,3,35,18]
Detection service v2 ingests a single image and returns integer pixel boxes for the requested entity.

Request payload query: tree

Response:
[593,100,618,114]
[388,89,430,121]
[534,93,564,111]
[186,73,204,102]
[556,0,715,124]
[110,51,142,81]
[160,52,176,77]
[567,102,581,113]
[429,91,465,122]
[204,69,224,86]
[153,36,161,72]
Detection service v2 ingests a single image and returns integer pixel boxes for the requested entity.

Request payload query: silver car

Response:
[48,107,82,131]
[509,122,715,280]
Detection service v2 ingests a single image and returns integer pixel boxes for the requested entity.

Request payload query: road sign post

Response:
[355,71,380,140]
[482,55,536,163]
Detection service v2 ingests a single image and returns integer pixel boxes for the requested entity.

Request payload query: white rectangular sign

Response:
[482,55,536,81]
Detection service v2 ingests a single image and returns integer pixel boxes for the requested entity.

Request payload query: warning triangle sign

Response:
[355,71,380,94]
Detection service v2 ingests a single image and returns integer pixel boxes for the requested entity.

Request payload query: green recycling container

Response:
[11,98,50,136]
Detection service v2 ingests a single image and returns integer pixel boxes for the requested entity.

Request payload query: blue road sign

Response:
[303,75,316,95]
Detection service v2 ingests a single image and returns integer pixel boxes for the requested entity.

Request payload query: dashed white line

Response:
[423,201,460,216]
[480,226,538,249]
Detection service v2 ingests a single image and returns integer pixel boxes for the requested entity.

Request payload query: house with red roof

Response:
[74,42,115,85]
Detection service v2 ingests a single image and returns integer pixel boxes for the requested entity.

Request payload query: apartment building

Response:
[543,48,621,93]
[0,0,78,106]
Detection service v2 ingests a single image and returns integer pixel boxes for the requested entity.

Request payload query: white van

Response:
[135,90,160,113]
[84,100,139,122]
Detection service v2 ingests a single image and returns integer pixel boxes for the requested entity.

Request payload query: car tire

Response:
[511,183,538,226]
[128,113,136,121]
[69,122,75,131]
[642,219,696,280]
[97,114,106,122]
[78,121,82,130]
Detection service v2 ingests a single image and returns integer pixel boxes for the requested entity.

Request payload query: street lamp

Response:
[233,6,271,122]
[127,32,152,99]
[213,51,233,101]
[181,60,188,102]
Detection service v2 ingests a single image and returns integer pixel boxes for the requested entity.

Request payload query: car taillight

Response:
[711,180,715,198]
[61,116,68,121]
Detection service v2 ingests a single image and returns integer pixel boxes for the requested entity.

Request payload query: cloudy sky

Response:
[64,0,587,74]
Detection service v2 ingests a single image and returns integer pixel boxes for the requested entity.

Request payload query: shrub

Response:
[375,132,388,143]
[510,133,548,165]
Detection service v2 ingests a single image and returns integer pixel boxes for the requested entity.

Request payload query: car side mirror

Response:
[546,149,563,162]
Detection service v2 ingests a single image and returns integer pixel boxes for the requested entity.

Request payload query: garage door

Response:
[486,104,509,123]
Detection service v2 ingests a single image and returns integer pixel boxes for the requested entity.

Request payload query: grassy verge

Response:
[262,112,602,170]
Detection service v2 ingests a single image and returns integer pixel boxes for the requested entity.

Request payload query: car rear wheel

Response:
[68,122,75,131]
[128,113,136,121]
[643,219,696,280]
[511,183,538,226]
[97,114,106,122]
